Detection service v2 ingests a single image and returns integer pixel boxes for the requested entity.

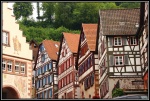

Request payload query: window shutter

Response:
[123,36,127,45]
[108,37,113,47]
[124,55,129,65]
[91,73,94,86]
[109,55,114,66]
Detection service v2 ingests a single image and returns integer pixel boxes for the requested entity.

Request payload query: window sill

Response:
[3,44,10,47]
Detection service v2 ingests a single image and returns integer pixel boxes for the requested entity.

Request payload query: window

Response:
[20,63,25,73]
[41,54,45,62]
[130,36,137,45]
[2,60,6,71]
[49,62,52,70]
[40,45,44,52]
[70,73,72,82]
[50,75,52,83]
[49,88,52,98]
[64,62,66,71]
[114,37,122,46]
[115,56,123,66]
[48,75,50,84]
[15,62,20,73]
[70,58,72,66]
[7,60,12,72]
[3,31,9,45]
[44,65,46,72]
[43,78,45,86]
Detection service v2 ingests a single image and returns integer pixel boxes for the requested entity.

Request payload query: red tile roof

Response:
[43,40,60,60]
[82,23,98,51]
[100,8,140,35]
[63,32,80,53]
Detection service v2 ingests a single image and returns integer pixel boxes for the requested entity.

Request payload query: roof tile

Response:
[82,23,98,51]
[43,40,60,60]
[100,8,140,35]
[63,32,80,53]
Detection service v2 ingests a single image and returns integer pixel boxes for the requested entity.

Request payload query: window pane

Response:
[15,62,20,72]
[7,60,12,71]
[3,31,8,44]
[21,63,25,73]
[2,60,6,70]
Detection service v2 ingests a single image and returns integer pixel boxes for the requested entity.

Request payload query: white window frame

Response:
[130,36,137,45]
[15,62,20,73]
[3,31,8,45]
[20,63,25,74]
[114,37,122,46]
[115,56,123,66]
[2,60,6,71]
[7,60,12,72]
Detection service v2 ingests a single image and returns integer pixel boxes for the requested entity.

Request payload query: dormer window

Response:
[55,44,58,48]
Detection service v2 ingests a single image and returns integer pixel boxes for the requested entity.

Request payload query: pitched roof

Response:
[43,40,60,61]
[82,23,98,51]
[29,39,39,46]
[63,32,80,53]
[100,8,140,35]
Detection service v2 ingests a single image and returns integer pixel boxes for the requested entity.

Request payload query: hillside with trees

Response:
[13,2,140,44]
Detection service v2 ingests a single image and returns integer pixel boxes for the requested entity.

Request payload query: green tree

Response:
[119,2,140,8]
[42,2,56,24]
[54,3,77,29]
[13,2,33,20]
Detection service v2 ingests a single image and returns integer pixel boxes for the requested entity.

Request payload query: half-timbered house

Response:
[34,40,60,99]
[57,32,80,99]
[136,2,148,91]
[98,8,144,98]
[76,24,99,98]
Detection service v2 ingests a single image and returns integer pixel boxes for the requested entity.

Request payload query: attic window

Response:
[135,23,139,28]
[34,44,37,48]
[119,22,125,26]
[55,44,58,48]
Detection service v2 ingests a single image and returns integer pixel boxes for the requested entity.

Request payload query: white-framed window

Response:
[130,36,137,45]
[115,56,123,66]
[15,61,20,73]
[20,63,25,73]
[3,31,8,45]
[7,60,12,72]
[2,60,6,71]
[114,37,122,46]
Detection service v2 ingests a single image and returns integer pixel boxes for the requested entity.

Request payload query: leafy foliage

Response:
[112,88,124,98]
[13,2,33,20]
[15,2,140,44]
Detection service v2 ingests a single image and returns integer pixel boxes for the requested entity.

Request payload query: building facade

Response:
[2,2,33,98]
[57,33,80,99]
[136,2,148,91]
[34,40,60,99]
[76,24,99,98]
[29,40,39,98]
[98,8,144,98]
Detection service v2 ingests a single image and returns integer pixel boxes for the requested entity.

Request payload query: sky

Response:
[7,2,43,21]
